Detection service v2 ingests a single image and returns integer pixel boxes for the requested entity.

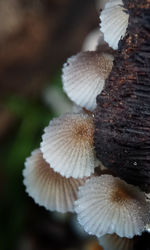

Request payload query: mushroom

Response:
[100,0,129,50]
[41,113,97,178]
[23,149,86,213]
[62,51,113,111]
[75,175,150,238]
[82,29,101,52]
[98,234,134,250]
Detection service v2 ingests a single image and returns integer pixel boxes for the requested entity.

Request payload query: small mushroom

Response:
[75,175,150,238]
[62,51,113,111]
[41,113,97,178]
[98,234,134,250]
[100,0,129,50]
[23,149,86,213]
[82,29,101,51]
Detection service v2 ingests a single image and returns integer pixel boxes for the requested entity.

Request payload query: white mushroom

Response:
[75,175,150,238]
[62,51,113,111]
[41,113,97,178]
[100,0,129,50]
[98,234,134,250]
[23,149,86,213]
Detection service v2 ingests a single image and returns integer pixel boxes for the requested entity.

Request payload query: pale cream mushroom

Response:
[100,0,129,50]
[98,234,134,250]
[62,51,113,111]
[82,29,102,51]
[23,149,86,213]
[75,175,150,238]
[41,113,97,178]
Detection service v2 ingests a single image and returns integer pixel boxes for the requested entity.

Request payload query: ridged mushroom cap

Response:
[75,175,150,238]
[62,51,113,111]
[23,149,86,213]
[100,0,129,50]
[41,113,97,178]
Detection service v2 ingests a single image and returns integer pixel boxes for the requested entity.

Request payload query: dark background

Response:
[0,1,102,249]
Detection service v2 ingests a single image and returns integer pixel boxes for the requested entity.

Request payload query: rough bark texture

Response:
[94,0,150,193]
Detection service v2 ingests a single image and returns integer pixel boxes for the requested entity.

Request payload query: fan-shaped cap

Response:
[41,113,96,178]
[23,149,86,213]
[98,234,134,250]
[75,175,150,238]
[100,0,129,50]
[62,51,113,111]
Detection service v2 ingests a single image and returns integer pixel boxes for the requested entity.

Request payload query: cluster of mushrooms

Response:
[23,0,150,249]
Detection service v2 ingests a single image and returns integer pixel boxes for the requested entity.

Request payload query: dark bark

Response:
[94,0,150,192]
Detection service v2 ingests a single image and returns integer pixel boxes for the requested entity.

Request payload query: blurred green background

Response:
[0,1,100,250]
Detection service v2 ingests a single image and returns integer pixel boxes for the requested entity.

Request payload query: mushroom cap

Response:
[75,175,150,238]
[100,0,129,50]
[41,113,96,178]
[62,51,113,111]
[98,234,134,250]
[23,149,86,213]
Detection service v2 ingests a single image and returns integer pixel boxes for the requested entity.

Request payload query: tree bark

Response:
[94,0,150,193]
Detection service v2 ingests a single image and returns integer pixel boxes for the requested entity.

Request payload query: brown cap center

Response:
[111,184,132,204]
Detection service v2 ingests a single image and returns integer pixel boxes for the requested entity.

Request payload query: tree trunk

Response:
[94,0,150,193]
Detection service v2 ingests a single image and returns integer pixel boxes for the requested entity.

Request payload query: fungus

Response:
[23,149,86,213]
[62,51,113,111]
[22,0,150,247]
[75,175,150,238]
[41,113,96,178]
[82,29,101,51]
[100,0,129,50]
[98,234,134,250]
[82,29,114,54]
